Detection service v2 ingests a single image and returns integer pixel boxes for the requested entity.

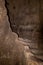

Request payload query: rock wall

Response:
[0,0,27,65]
[5,0,43,60]
[5,0,40,40]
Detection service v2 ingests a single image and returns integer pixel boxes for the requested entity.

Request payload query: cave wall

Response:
[5,0,43,40]
[5,0,43,60]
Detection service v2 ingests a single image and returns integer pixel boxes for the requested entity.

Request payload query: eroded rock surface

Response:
[5,0,40,40]
[0,0,26,65]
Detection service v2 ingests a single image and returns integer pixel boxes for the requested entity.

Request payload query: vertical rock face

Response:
[0,0,10,44]
[5,0,43,60]
[5,0,39,40]
[0,0,26,65]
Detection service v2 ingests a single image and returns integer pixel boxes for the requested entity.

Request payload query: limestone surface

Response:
[0,0,26,65]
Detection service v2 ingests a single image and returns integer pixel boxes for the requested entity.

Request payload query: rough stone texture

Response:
[25,50,43,65]
[0,0,43,64]
[5,0,40,40]
[0,0,26,65]
[5,0,43,60]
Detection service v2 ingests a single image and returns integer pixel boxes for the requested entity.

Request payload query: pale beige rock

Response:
[25,49,43,65]
[0,0,26,65]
